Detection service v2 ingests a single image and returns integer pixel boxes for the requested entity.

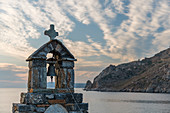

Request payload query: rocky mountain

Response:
[84,48,170,93]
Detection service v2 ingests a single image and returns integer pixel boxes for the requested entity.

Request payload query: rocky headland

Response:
[85,48,170,93]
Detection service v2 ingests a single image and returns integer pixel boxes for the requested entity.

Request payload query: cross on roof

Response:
[44,24,59,40]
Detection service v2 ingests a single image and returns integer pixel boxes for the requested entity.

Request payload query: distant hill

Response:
[85,48,170,93]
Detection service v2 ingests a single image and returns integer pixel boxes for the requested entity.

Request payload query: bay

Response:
[0,88,170,113]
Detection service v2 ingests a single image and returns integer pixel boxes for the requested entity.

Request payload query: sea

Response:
[0,88,170,113]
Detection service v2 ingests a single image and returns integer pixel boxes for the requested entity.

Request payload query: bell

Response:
[47,63,56,82]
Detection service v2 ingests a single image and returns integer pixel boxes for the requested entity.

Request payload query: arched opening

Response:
[46,50,62,89]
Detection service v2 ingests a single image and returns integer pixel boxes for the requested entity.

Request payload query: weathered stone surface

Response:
[66,93,83,103]
[61,61,74,68]
[69,111,88,113]
[29,88,73,93]
[28,59,47,90]
[20,93,26,104]
[69,111,82,113]
[48,99,66,104]
[36,107,46,112]
[37,104,50,107]
[26,40,75,61]
[44,24,58,40]
[13,103,35,112]
[30,60,46,67]
[45,94,55,99]
[68,69,74,89]
[21,93,83,104]
[25,93,45,104]
[44,104,68,113]
[65,103,88,111]
[55,93,67,99]
[60,68,67,88]
[13,111,37,113]
[78,103,88,111]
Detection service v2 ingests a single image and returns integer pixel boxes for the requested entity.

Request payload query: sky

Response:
[0,0,169,88]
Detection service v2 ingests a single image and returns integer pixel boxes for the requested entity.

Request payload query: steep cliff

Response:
[85,48,170,93]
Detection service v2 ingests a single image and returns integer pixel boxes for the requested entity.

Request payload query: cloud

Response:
[105,0,170,59]
[0,0,169,59]
[57,0,91,25]
[0,63,27,81]
[0,0,169,83]
[0,80,26,88]
[62,38,100,57]
[75,70,99,83]
[0,0,74,58]
[59,0,170,62]
[153,30,170,50]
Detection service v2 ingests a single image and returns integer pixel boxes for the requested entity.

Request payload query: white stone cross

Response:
[44,24,59,40]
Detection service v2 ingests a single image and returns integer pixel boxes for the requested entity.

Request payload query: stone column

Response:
[67,68,74,89]
[55,66,67,89]
[62,60,74,89]
[28,59,47,91]
[55,59,74,90]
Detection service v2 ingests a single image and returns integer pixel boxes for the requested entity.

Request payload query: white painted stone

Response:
[45,104,68,113]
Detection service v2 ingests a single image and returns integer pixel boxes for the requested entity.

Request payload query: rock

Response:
[146,87,154,93]
[84,80,92,90]
[44,104,68,113]
[85,48,170,93]
[167,89,170,93]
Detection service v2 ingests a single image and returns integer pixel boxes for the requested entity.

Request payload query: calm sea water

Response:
[0,88,170,113]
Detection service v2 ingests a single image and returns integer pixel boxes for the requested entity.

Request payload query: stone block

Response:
[65,103,88,111]
[78,103,88,111]
[48,99,66,104]
[37,104,50,107]
[66,93,83,103]
[13,103,35,112]
[25,93,46,104]
[45,94,55,99]
[55,93,67,99]
[73,93,83,103]
[69,111,82,113]
[36,107,46,112]
[14,111,37,113]
[61,61,74,68]
[69,111,88,113]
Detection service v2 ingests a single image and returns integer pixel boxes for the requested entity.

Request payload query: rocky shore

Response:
[85,48,170,93]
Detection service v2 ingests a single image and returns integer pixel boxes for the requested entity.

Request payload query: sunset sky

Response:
[0,0,169,87]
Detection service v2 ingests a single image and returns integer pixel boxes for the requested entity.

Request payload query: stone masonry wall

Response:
[13,92,88,113]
